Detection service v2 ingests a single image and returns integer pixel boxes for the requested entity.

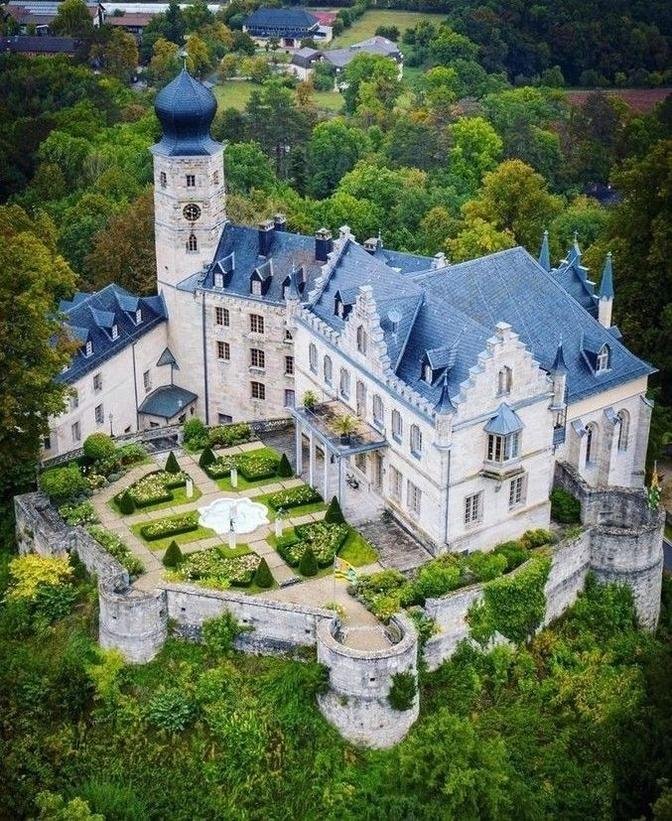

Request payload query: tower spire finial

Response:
[538,229,551,272]
[598,251,614,300]
[435,369,455,415]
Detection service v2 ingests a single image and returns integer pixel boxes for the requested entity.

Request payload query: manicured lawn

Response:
[253,492,327,521]
[109,483,202,516]
[131,518,217,551]
[313,89,344,112]
[326,10,444,48]
[212,79,343,113]
[338,530,378,567]
[213,446,289,491]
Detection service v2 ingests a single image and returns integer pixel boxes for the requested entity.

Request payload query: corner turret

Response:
[597,252,614,328]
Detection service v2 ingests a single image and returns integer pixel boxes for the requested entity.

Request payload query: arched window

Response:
[187,233,198,252]
[596,345,610,372]
[391,409,402,442]
[308,343,317,373]
[497,366,512,395]
[424,363,433,384]
[339,368,350,399]
[356,325,367,354]
[372,394,384,429]
[356,380,366,417]
[585,423,598,465]
[617,410,630,451]
[323,355,333,385]
[410,424,422,457]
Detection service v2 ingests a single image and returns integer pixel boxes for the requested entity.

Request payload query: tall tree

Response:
[91,27,138,83]
[306,118,369,199]
[50,0,94,37]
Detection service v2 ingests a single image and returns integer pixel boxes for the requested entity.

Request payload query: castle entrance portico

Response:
[290,400,388,508]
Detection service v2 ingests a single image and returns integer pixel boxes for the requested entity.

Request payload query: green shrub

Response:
[117,491,135,514]
[492,540,528,571]
[39,464,89,503]
[204,455,236,479]
[87,525,145,577]
[83,433,116,462]
[254,558,273,588]
[126,472,173,507]
[117,442,147,465]
[165,451,180,474]
[466,551,508,582]
[267,484,321,510]
[58,500,99,526]
[171,548,260,587]
[277,453,293,477]
[388,671,417,711]
[183,417,207,447]
[208,422,253,448]
[140,512,199,541]
[550,488,581,523]
[414,557,461,600]
[324,495,345,524]
[278,522,348,567]
[299,545,318,577]
[202,610,251,655]
[199,446,216,469]
[163,540,184,568]
[237,451,279,481]
[520,528,554,549]
[146,687,195,732]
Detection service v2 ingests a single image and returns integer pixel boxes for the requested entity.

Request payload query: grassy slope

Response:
[213,80,343,113]
[326,9,444,48]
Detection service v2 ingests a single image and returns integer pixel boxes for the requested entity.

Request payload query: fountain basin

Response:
[198,497,269,535]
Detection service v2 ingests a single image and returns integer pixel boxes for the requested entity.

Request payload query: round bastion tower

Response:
[152,68,226,289]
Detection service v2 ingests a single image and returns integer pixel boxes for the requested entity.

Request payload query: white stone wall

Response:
[45,322,170,457]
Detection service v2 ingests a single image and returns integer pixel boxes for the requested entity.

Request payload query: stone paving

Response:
[89,441,391,647]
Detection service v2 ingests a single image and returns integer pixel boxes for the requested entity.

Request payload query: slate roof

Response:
[291,46,321,68]
[57,284,167,384]
[548,244,598,317]
[324,36,402,69]
[138,385,197,418]
[1,34,76,52]
[244,7,318,34]
[152,68,219,157]
[484,403,524,435]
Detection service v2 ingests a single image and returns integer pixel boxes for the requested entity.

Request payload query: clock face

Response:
[183,203,201,222]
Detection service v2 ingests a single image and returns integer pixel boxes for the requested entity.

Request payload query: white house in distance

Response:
[44,69,655,558]
[290,35,403,83]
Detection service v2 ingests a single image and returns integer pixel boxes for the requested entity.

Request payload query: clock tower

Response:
[151,68,226,289]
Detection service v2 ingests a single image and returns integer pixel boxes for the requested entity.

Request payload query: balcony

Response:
[291,399,388,455]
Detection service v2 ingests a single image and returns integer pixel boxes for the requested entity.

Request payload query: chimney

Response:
[315,228,333,262]
[274,213,287,231]
[432,252,447,269]
[258,219,274,256]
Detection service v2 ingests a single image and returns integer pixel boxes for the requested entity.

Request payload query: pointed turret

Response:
[597,252,614,328]
[551,340,568,375]
[435,370,455,415]
[550,340,568,417]
[538,230,551,272]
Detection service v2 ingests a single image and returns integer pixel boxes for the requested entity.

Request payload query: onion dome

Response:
[153,68,219,156]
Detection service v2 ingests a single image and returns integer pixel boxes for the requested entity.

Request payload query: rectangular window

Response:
[251,381,265,400]
[487,432,520,463]
[85,340,93,357]
[218,413,233,424]
[95,404,104,425]
[111,324,118,341]
[284,389,295,407]
[213,170,219,185]
[407,480,422,516]
[160,171,167,188]
[250,314,264,334]
[71,421,81,442]
[135,308,142,324]
[251,279,262,296]
[285,355,294,375]
[186,174,195,187]
[509,476,526,509]
[250,348,265,369]
[143,370,151,391]
[69,390,79,411]
[339,368,350,399]
[93,373,102,392]
[464,492,483,526]
[217,341,230,361]
[215,306,229,326]
[390,465,402,501]
[43,434,51,450]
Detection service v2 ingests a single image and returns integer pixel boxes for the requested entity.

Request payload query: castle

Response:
[45,68,656,557]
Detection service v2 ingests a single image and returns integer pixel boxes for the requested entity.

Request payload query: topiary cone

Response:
[254,557,273,588]
[299,545,318,577]
[324,495,344,524]
[163,540,184,569]
[165,450,180,474]
[277,453,293,478]
[199,446,216,469]
[118,491,135,514]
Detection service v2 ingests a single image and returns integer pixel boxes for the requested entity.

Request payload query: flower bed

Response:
[140,512,199,542]
[172,548,261,588]
[204,455,237,479]
[277,522,349,568]
[122,470,188,508]
[266,484,322,511]
[87,525,144,577]
[58,500,99,527]
[208,422,254,449]
[204,451,279,482]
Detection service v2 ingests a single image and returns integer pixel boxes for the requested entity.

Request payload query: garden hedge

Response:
[140,513,199,542]
[266,485,322,511]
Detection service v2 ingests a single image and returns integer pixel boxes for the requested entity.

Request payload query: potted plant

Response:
[334,414,357,444]
[303,390,318,410]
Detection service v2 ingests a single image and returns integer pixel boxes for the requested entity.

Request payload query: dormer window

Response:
[356,325,367,354]
[111,324,118,340]
[251,279,262,296]
[135,308,142,324]
[335,298,344,318]
[596,344,610,372]
[214,272,224,288]
[187,233,198,253]
[424,363,433,384]
[497,366,512,395]
[84,340,93,357]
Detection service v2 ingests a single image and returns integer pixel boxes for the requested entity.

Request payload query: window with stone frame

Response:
[509,475,526,509]
[186,174,195,187]
[217,341,230,361]
[356,325,367,354]
[85,340,93,357]
[391,409,402,443]
[214,273,224,288]
[339,368,350,399]
[143,370,152,391]
[497,366,512,395]
[390,465,403,501]
[309,343,317,373]
[407,480,422,516]
[93,373,102,392]
[410,424,422,457]
[69,390,79,412]
[596,344,610,372]
[250,314,264,334]
[186,233,198,252]
[71,421,81,442]
[251,381,265,400]
[284,389,295,407]
[251,279,262,296]
[464,491,483,526]
[617,410,630,451]
[372,394,384,429]
[95,404,104,425]
[250,348,265,369]
[323,355,333,385]
[215,306,229,326]
[135,308,142,324]
[160,171,167,188]
[111,324,118,341]
[585,423,598,465]
[285,355,294,375]
[486,431,520,463]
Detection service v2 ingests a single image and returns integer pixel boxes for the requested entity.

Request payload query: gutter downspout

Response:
[443,449,452,547]
[131,340,139,431]
[201,290,209,425]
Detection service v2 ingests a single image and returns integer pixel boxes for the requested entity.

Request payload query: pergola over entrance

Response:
[290,400,388,503]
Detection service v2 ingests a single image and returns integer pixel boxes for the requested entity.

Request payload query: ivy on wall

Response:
[467,553,552,646]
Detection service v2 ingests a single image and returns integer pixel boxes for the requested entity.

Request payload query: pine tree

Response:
[165,450,180,474]
[118,491,135,514]
[254,557,273,588]
[299,545,318,577]
[199,446,216,469]
[277,453,293,478]
[163,540,184,568]
[324,495,345,524]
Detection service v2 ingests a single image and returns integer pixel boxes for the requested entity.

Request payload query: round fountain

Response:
[198,497,269,534]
